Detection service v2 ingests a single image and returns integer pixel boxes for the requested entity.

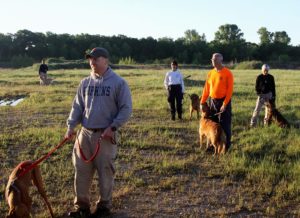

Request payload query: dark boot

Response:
[171,114,175,121]
[68,208,90,218]
[90,205,111,217]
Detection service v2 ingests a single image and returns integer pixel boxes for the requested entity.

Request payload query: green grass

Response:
[0,67,299,217]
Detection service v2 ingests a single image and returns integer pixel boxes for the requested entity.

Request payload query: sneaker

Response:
[68,208,91,218]
[90,206,111,218]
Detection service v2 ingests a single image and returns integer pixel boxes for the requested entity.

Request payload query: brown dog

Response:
[265,101,290,128]
[199,104,226,155]
[5,161,54,218]
[189,93,200,120]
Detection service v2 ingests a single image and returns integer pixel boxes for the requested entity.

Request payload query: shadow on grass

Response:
[121,142,175,152]
[0,80,17,86]
[56,212,130,218]
[49,80,75,85]
[0,93,29,100]
[244,142,277,162]
[155,162,199,176]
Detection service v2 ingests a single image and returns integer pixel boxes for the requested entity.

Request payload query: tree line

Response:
[0,24,299,67]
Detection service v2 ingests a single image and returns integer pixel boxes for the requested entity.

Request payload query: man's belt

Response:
[210,97,225,101]
[83,127,105,132]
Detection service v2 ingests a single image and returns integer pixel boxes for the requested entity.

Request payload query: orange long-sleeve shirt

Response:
[200,67,234,106]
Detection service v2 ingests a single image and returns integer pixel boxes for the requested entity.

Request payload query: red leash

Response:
[17,137,69,178]
[17,130,116,177]
[75,130,116,163]
[77,136,101,163]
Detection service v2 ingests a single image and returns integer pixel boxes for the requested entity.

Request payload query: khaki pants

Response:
[72,127,117,210]
[250,92,273,127]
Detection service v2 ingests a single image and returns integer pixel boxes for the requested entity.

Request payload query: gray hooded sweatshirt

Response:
[67,67,132,130]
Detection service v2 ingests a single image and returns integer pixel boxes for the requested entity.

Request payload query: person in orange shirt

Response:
[200,53,234,151]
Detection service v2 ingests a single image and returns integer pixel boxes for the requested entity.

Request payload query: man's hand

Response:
[220,104,226,113]
[65,128,75,140]
[101,127,114,140]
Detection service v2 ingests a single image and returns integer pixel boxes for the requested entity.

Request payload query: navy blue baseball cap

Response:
[85,47,109,59]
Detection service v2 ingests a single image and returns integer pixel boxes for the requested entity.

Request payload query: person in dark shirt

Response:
[250,64,276,127]
[39,59,49,85]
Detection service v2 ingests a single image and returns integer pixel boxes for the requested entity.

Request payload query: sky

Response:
[1,0,300,45]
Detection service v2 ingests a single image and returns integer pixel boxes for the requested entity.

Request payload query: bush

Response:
[234,60,263,69]
[10,55,34,68]
[32,59,89,70]
[118,57,136,65]
[47,57,67,64]
[278,54,290,63]
[0,61,12,68]
[152,57,173,65]
[48,60,89,70]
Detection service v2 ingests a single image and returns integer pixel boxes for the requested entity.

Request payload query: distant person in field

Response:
[164,60,185,120]
[38,59,50,85]
[250,64,276,127]
[64,47,132,217]
[200,53,234,151]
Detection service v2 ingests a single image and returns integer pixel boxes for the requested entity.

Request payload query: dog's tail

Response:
[273,108,291,128]
[32,166,54,218]
[218,128,227,154]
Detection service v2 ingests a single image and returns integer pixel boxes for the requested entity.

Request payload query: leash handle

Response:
[76,135,101,163]
[75,129,101,163]
[76,129,116,163]
[78,142,100,163]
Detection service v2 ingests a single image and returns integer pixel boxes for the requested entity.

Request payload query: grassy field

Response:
[0,67,299,217]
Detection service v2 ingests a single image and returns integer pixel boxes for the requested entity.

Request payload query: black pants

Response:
[208,98,232,150]
[167,85,183,118]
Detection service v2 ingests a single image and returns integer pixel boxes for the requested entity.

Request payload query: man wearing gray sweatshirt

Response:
[65,47,132,217]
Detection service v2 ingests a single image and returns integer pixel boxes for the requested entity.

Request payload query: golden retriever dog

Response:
[199,104,226,155]
[5,161,54,218]
[189,93,200,120]
[265,101,290,128]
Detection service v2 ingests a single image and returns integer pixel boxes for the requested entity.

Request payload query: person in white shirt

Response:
[164,60,185,120]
